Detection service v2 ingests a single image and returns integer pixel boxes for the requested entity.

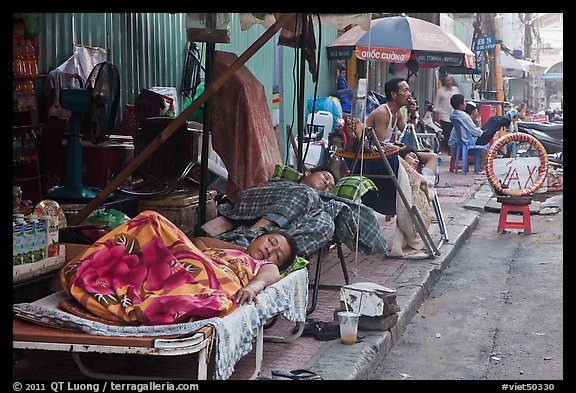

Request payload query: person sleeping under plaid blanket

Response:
[214,165,388,258]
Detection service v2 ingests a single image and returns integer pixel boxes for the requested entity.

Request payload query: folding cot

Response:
[13,268,307,380]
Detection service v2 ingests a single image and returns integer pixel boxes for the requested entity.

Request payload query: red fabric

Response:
[210,51,282,201]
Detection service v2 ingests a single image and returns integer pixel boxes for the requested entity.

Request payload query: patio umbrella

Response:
[327,16,476,70]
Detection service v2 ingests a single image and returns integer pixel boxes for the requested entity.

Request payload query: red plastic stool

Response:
[497,196,532,234]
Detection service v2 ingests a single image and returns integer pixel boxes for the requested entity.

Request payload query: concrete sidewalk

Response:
[12,155,493,381]
[229,158,494,380]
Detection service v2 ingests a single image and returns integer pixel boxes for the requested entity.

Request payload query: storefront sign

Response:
[327,46,354,60]
[492,157,546,193]
[531,115,549,123]
[416,51,463,66]
[476,34,496,51]
[355,46,411,62]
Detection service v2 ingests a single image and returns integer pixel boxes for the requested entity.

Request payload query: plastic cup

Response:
[337,311,360,345]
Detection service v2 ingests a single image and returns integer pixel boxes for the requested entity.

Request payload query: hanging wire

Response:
[285,15,301,166]
[350,13,373,279]
[301,13,323,169]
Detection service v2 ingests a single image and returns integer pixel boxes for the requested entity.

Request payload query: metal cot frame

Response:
[13,315,304,380]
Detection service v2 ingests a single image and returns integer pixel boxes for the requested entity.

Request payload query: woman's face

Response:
[301,170,335,192]
[404,151,420,171]
[247,233,291,266]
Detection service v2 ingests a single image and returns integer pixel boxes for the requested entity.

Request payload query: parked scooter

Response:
[515,120,563,166]
[415,99,443,153]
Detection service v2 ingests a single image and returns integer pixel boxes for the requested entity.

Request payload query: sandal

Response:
[271,369,324,380]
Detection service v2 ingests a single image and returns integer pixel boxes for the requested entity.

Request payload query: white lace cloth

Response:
[13,269,308,380]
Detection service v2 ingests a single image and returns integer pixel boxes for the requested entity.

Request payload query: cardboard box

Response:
[340,282,397,317]
[63,243,90,262]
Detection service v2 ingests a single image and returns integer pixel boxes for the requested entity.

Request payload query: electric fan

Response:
[46,61,120,200]
[86,61,120,143]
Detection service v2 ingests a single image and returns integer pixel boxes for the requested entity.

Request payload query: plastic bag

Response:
[83,209,131,230]
[399,125,419,150]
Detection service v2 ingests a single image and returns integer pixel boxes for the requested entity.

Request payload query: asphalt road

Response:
[370,194,563,382]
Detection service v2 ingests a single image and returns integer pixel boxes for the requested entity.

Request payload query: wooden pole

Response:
[493,14,504,115]
[494,43,504,115]
[69,13,298,226]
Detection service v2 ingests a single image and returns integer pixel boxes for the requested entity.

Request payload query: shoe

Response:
[291,318,317,336]
[271,369,324,380]
[314,322,340,341]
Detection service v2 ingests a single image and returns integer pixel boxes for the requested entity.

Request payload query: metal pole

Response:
[297,14,307,172]
[197,40,215,232]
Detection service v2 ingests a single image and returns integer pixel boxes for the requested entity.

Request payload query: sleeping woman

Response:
[60,210,297,326]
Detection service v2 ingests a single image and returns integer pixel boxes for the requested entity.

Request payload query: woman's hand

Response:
[235,264,280,306]
[234,284,261,305]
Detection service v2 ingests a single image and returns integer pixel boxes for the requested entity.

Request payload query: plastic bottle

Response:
[34,216,47,261]
[23,79,35,111]
[24,40,38,77]
[13,129,24,166]
[12,38,23,77]
[17,39,30,77]
[41,214,60,258]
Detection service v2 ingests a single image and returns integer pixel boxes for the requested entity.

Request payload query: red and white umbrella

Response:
[327,16,476,70]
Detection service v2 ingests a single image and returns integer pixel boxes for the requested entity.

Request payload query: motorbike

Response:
[515,120,563,166]
[414,99,443,153]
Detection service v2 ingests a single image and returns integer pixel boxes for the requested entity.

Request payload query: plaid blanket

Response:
[217,179,387,257]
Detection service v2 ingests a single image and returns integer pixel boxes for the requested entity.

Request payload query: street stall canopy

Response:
[497,50,549,78]
[518,59,547,74]
[499,50,526,77]
[327,15,476,70]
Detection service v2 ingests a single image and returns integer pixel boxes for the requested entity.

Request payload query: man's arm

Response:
[460,112,484,138]
[193,236,246,251]
[249,217,281,230]
[433,91,442,123]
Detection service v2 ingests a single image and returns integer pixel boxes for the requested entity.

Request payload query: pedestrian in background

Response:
[336,63,348,90]
[433,73,460,153]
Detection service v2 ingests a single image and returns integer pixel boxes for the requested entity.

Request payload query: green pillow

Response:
[331,176,377,202]
[272,164,303,183]
[280,256,310,278]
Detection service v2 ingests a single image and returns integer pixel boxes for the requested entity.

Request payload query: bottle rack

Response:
[13,20,45,203]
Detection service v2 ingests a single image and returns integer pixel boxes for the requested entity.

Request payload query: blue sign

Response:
[475,49,483,72]
[476,34,496,51]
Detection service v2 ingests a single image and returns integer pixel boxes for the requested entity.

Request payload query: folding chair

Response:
[306,239,350,315]
[346,127,442,258]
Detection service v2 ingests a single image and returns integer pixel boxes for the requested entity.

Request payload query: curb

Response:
[303,194,484,380]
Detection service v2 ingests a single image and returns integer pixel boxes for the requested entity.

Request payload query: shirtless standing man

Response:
[365,77,418,144]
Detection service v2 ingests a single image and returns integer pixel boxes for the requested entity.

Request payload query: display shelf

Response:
[13,245,66,285]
